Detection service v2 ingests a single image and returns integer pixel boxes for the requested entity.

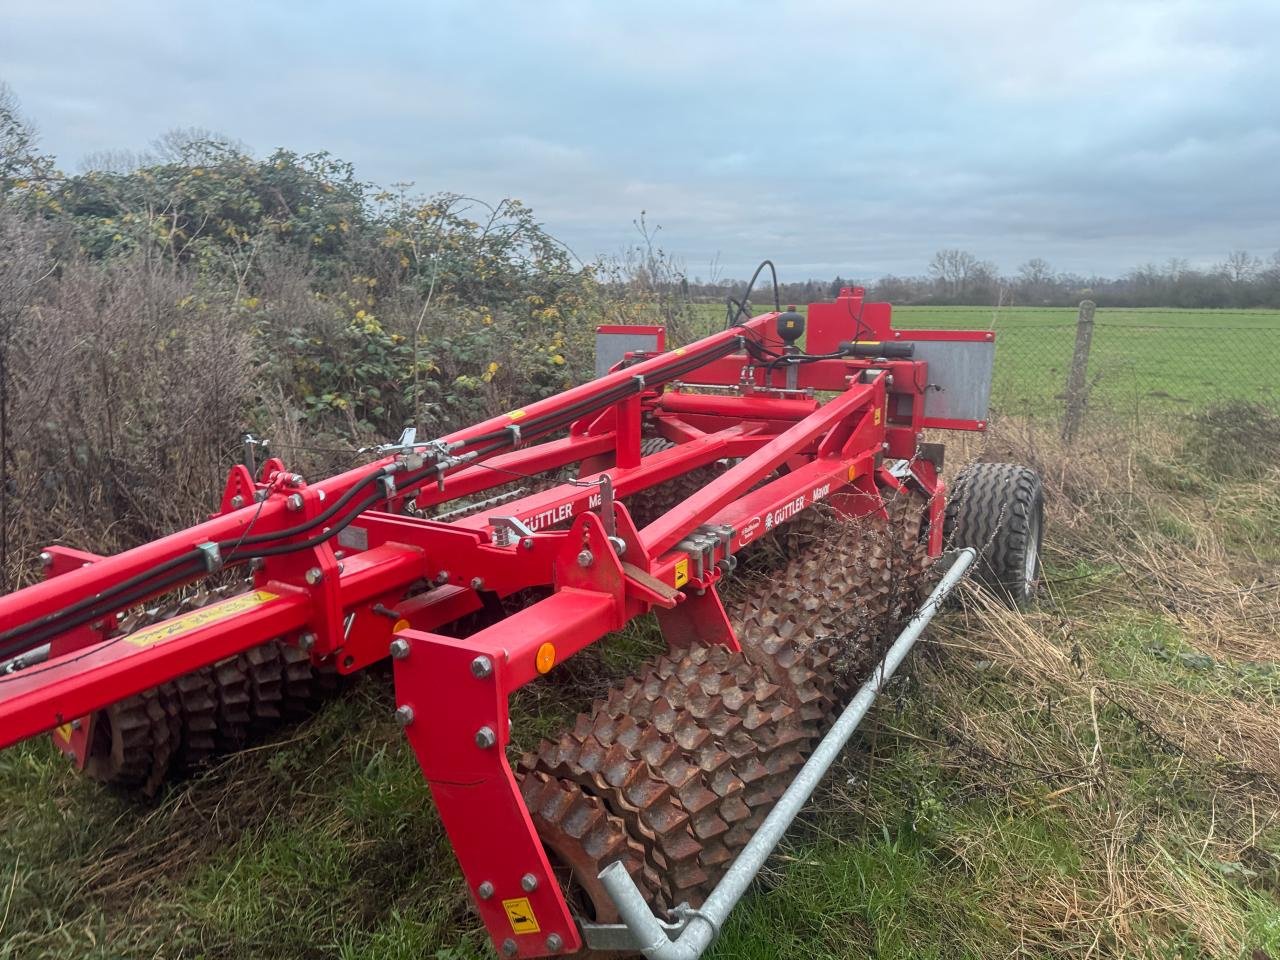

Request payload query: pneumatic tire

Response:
[943,462,1044,608]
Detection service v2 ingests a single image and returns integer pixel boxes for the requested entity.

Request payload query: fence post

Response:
[1061,300,1096,442]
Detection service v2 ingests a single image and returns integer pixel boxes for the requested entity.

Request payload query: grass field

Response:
[2,318,1279,959]
[696,304,1280,419]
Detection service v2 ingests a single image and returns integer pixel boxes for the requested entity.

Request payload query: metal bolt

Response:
[477,880,495,900]
[577,549,593,568]
[521,872,538,892]
[474,725,497,749]
[395,705,414,727]
[471,655,493,678]
[39,551,52,568]
[298,632,316,652]
[389,638,410,660]
[229,495,244,509]
[305,567,323,585]
[881,442,890,452]
[545,933,564,952]
[435,570,450,585]
[286,492,304,511]
[470,576,484,590]
[501,940,517,957]
[521,537,534,550]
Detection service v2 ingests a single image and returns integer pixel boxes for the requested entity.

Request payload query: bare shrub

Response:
[3,247,252,582]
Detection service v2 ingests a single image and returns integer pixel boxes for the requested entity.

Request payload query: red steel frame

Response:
[0,287,990,957]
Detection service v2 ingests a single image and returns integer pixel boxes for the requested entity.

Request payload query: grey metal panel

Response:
[594,331,663,379]
[906,339,995,421]
[595,330,663,379]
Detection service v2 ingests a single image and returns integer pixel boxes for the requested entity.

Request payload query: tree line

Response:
[686,246,1280,310]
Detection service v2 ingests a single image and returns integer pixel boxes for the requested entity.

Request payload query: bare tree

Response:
[1221,249,1259,284]
[930,249,996,301]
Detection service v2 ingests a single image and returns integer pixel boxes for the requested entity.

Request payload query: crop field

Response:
[695,305,1280,419]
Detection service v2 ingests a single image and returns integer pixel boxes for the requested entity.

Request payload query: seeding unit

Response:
[0,287,1043,957]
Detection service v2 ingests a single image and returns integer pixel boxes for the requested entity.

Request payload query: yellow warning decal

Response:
[126,591,279,647]
[873,408,882,425]
[502,897,540,934]
[674,347,686,356]
[508,408,527,421]
[55,722,74,743]
[673,557,689,588]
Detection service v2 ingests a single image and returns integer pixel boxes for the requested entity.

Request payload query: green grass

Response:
[695,303,1280,418]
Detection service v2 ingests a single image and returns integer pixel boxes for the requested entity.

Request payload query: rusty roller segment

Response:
[518,494,933,918]
[81,586,344,794]
[622,438,730,529]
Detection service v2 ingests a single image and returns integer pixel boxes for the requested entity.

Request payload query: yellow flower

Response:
[551,354,565,366]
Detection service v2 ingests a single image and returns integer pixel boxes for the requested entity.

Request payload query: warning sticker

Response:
[673,557,689,588]
[126,590,280,647]
[502,897,540,935]
[55,722,74,743]
[873,408,882,425]
[508,408,527,421]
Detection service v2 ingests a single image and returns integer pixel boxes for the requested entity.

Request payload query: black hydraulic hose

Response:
[0,560,207,660]
[0,552,206,655]
[230,466,390,548]
[726,260,781,328]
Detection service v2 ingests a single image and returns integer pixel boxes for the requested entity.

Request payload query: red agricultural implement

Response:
[0,287,1043,957]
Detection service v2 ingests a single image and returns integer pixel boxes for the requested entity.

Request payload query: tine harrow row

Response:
[0,286,1040,957]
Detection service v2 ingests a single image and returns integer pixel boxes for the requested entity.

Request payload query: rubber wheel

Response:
[943,462,1044,607]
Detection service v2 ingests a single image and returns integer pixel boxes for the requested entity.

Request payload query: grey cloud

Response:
[1,0,1276,278]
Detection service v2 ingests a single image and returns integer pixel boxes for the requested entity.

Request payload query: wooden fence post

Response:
[1061,300,1096,442]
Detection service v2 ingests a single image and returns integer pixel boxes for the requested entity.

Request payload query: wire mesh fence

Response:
[892,305,1280,433]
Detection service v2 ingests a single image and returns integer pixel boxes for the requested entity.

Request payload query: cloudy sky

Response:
[2,0,1277,279]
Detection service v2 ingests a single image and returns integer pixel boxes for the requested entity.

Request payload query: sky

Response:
[1,0,1277,280]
